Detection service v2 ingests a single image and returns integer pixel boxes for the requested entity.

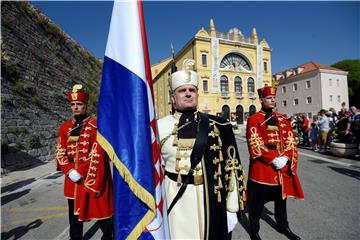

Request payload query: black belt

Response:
[265,144,278,150]
[165,171,203,185]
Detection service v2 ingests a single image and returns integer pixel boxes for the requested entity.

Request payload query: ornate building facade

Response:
[152,19,273,123]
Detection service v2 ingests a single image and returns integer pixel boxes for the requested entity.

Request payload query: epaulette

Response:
[258,110,266,116]
[275,112,290,121]
[88,118,98,128]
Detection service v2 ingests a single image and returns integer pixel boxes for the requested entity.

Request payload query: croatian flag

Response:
[97,0,169,239]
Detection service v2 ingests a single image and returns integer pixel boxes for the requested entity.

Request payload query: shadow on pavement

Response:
[328,166,360,180]
[237,205,278,237]
[1,189,31,205]
[261,207,277,229]
[308,159,329,164]
[44,171,63,179]
[83,221,100,240]
[1,178,36,194]
[1,219,42,240]
[238,208,251,235]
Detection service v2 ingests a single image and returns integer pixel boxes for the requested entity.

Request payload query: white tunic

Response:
[158,113,205,239]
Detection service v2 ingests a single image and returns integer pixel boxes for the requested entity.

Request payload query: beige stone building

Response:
[152,19,273,123]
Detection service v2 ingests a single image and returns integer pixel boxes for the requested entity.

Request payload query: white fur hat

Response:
[169,59,198,91]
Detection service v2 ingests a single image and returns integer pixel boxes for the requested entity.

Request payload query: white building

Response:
[274,61,348,119]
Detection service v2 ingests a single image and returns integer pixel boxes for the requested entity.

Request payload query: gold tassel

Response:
[213,172,218,180]
[217,192,221,202]
[177,172,182,186]
[218,136,222,147]
[173,137,178,146]
[214,125,220,134]
[219,150,223,161]
[240,200,244,211]
[218,177,223,188]
[175,151,181,160]
[175,159,180,172]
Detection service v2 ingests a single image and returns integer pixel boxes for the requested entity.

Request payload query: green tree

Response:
[331,59,360,108]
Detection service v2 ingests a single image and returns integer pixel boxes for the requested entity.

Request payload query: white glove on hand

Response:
[68,169,82,182]
[272,156,288,170]
[227,211,238,233]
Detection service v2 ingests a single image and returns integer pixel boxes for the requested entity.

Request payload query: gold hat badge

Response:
[71,84,83,100]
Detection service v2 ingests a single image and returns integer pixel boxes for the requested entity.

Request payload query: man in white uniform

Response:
[158,59,246,239]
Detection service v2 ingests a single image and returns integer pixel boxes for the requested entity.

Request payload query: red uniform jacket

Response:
[56,117,114,221]
[246,111,304,200]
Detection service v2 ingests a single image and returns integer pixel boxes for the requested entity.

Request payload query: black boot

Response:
[277,226,301,240]
[249,229,261,240]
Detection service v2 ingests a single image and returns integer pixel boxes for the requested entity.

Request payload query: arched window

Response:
[220,75,229,94]
[236,105,244,124]
[249,105,256,116]
[247,77,255,93]
[220,53,251,71]
[221,105,230,121]
[234,76,242,94]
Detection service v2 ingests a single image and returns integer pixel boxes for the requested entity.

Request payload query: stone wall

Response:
[1,2,103,172]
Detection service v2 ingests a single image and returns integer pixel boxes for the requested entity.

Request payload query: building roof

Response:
[273,61,347,83]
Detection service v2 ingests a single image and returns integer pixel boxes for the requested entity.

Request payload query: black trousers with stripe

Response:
[247,180,289,233]
[68,199,113,240]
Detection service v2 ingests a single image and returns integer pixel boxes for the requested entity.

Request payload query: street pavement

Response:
[232,136,360,240]
[1,134,360,240]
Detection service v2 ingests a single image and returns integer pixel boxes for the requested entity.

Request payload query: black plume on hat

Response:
[171,43,177,74]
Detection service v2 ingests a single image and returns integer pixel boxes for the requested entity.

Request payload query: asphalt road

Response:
[233,136,360,240]
[1,137,360,240]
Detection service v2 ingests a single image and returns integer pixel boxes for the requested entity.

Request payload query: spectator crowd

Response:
[290,103,360,156]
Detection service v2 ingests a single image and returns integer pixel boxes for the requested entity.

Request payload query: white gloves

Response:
[68,169,82,182]
[227,211,238,233]
[272,156,288,170]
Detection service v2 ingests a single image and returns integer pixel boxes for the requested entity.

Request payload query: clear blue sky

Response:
[30,1,359,73]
